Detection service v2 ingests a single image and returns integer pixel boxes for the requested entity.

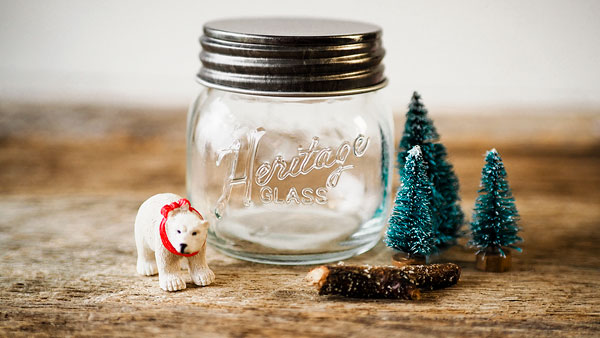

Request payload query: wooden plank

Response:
[0,105,599,337]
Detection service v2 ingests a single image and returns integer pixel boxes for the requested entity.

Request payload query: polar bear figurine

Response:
[135,193,214,291]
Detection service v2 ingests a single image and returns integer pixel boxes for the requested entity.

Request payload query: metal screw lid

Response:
[197,17,387,97]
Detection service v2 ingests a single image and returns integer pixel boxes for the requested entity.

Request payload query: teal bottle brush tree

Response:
[397,92,464,248]
[469,149,522,272]
[385,145,437,265]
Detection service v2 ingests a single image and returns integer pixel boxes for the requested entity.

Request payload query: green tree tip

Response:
[483,148,504,171]
[408,144,422,158]
[409,91,425,111]
[486,148,500,161]
[411,91,421,101]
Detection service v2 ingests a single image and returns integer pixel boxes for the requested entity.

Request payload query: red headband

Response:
[159,198,203,257]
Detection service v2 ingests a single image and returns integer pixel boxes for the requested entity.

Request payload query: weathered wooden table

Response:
[1,104,598,337]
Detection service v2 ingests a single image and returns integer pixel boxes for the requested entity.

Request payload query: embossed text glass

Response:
[187,18,393,264]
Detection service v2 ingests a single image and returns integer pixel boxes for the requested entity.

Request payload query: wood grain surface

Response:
[1,103,599,337]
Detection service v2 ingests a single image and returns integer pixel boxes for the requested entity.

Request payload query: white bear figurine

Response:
[135,193,215,291]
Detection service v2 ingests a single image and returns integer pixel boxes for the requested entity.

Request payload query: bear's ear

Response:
[199,220,209,229]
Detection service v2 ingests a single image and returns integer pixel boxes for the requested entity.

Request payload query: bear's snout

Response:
[180,243,187,253]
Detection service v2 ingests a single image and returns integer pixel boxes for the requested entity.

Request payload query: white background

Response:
[1,0,599,112]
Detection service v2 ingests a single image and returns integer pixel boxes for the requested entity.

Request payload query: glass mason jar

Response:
[187,18,393,264]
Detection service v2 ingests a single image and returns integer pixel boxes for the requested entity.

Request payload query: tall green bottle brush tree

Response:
[469,149,522,272]
[385,145,437,263]
[397,92,464,248]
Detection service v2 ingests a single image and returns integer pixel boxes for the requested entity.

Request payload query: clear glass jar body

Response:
[187,87,393,264]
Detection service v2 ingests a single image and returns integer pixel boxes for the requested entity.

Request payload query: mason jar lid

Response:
[197,17,387,97]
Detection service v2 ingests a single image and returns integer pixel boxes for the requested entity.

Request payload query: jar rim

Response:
[196,77,388,97]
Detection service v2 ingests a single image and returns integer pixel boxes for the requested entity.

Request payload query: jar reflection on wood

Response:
[187,18,393,264]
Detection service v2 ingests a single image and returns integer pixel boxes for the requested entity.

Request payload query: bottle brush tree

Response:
[397,92,464,247]
[385,145,436,261]
[428,143,464,246]
[469,149,521,271]
[397,92,439,169]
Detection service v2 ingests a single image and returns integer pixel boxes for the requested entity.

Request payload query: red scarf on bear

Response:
[159,198,203,257]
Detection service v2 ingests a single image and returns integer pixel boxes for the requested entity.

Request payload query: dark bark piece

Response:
[306,265,421,300]
[399,263,461,291]
[306,263,461,299]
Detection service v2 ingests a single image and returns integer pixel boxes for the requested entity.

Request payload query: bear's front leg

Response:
[187,245,215,286]
[156,249,187,291]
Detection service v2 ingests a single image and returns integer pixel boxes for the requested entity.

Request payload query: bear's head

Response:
[165,208,209,255]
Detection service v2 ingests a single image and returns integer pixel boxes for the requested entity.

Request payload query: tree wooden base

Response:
[392,252,428,267]
[476,248,511,272]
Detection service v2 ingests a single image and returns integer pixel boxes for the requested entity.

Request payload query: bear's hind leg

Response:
[136,242,158,276]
